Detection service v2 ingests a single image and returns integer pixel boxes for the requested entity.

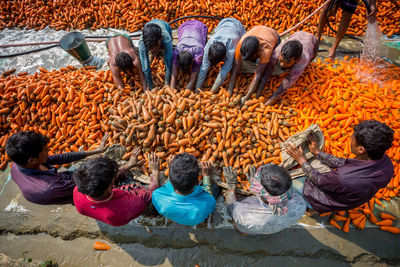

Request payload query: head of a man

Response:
[208,41,227,66]
[143,24,163,54]
[115,52,134,75]
[351,120,394,160]
[240,36,259,61]
[169,153,200,195]
[278,40,303,69]
[177,51,193,73]
[6,131,49,168]
[73,157,119,198]
[259,164,292,197]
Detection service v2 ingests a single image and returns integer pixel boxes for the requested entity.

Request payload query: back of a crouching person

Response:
[151,153,216,226]
[224,164,306,235]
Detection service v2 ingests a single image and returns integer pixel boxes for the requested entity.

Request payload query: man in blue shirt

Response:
[196,18,245,93]
[152,153,216,226]
[138,19,173,90]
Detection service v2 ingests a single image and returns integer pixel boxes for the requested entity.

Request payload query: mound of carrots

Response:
[1,55,400,233]
[0,0,398,37]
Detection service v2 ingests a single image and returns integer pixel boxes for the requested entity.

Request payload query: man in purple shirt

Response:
[170,20,208,91]
[242,31,318,106]
[6,131,108,205]
[285,120,394,212]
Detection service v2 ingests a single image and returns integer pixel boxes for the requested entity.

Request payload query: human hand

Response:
[166,155,175,166]
[148,152,160,175]
[223,166,237,189]
[245,165,257,181]
[367,5,377,23]
[201,161,213,177]
[97,133,110,153]
[265,97,277,106]
[128,147,144,167]
[308,132,321,155]
[285,143,307,165]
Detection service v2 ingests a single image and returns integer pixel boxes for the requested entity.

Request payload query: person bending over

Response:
[106,34,146,90]
[73,150,159,227]
[151,153,217,226]
[224,165,306,235]
[243,31,318,105]
[286,120,394,213]
[138,19,173,90]
[6,131,108,205]
[316,0,377,59]
[227,25,280,104]
[170,20,208,91]
[196,18,245,93]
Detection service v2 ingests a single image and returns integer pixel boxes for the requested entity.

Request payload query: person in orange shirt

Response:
[227,26,280,104]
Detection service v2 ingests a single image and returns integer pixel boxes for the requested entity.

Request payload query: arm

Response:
[170,63,179,89]
[133,56,147,90]
[211,51,235,92]
[110,64,125,90]
[163,37,173,86]
[47,152,86,165]
[201,161,213,195]
[195,47,210,91]
[138,40,154,90]
[256,61,274,98]
[366,0,377,22]
[316,152,347,168]
[186,70,199,91]
[308,133,346,168]
[241,63,267,104]
[227,57,242,95]
[267,65,305,105]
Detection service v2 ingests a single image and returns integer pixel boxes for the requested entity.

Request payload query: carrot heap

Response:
[0,0,398,37]
[0,56,400,232]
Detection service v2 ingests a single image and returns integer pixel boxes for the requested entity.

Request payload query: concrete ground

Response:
[0,165,399,267]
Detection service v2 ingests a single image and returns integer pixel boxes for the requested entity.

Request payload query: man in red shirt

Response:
[73,149,160,226]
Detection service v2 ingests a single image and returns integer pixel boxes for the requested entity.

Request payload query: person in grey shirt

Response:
[196,18,245,93]
[224,164,306,235]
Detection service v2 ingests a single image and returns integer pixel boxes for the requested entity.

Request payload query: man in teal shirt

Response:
[152,153,216,226]
[138,19,173,90]
[196,18,245,93]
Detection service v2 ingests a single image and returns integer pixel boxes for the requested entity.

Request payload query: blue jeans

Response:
[292,176,313,209]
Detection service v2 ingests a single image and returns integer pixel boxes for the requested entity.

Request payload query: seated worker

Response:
[6,131,108,205]
[244,31,318,106]
[151,153,217,226]
[316,0,377,58]
[227,25,280,103]
[286,120,394,213]
[106,34,147,90]
[224,165,306,235]
[73,150,159,227]
[138,19,173,90]
[196,18,245,93]
[170,20,208,91]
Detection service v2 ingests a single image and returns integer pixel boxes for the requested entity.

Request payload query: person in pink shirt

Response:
[73,149,160,226]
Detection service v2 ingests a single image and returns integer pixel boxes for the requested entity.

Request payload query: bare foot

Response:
[328,47,337,59]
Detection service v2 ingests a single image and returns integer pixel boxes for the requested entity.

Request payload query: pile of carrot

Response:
[0,0,398,37]
[1,55,400,232]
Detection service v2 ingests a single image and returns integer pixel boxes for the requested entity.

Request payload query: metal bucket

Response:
[59,32,93,64]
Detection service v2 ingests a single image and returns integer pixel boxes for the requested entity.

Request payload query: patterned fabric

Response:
[249,166,292,215]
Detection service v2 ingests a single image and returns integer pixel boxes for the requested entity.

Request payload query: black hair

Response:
[259,164,292,196]
[169,153,200,195]
[6,131,48,166]
[115,52,133,72]
[353,120,394,160]
[240,36,259,61]
[143,23,162,50]
[73,157,119,198]
[281,40,303,61]
[177,51,193,72]
[208,41,226,66]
